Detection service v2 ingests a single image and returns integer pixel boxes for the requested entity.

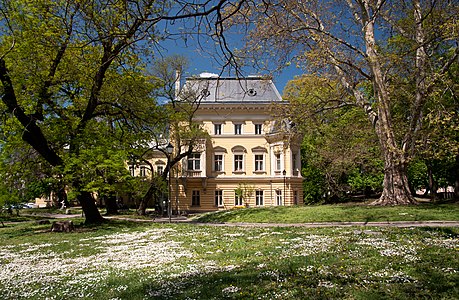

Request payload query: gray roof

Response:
[181,74,283,103]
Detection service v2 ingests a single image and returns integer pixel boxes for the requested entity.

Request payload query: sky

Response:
[157,36,304,95]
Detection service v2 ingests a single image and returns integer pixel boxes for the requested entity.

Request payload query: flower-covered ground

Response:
[1,221,458,299]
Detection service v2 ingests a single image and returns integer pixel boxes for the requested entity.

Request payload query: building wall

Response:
[173,104,303,212]
[127,76,304,212]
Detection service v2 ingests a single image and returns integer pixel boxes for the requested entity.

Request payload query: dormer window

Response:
[234,124,242,135]
[255,124,262,135]
[214,124,222,135]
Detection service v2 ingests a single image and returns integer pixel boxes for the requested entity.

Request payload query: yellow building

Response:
[170,74,303,212]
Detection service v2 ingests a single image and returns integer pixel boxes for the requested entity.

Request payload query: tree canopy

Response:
[225,0,459,205]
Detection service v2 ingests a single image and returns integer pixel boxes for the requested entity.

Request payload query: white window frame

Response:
[214,123,222,135]
[140,166,147,177]
[256,190,264,206]
[215,190,223,207]
[234,154,244,172]
[187,153,201,171]
[276,190,283,206]
[235,192,243,206]
[214,154,224,172]
[156,165,164,175]
[254,154,264,172]
[254,123,262,135]
[129,166,135,176]
[234,123,242,135]
[275,153,282,171]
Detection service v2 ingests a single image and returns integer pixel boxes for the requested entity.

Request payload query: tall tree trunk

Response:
[137,183,155,216]
[427,163,438,201]
[360,3,416,206]
[79,191,104,224]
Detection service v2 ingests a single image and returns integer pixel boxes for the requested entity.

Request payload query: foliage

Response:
[226,0,459,205]
[0,0,237,222]
[234,183,255,205]
[283,75,383,202]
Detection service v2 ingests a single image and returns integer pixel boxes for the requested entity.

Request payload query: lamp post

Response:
[166,142,174,223]
[282,169,286,206]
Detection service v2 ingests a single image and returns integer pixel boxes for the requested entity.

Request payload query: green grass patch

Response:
[193,203,459,223]
[0,219,458,299]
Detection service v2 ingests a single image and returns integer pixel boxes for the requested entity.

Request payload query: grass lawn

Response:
[1,215,458,299]
[193,203,459,223]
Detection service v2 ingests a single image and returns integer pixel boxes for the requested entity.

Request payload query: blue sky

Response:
[158,38,304,95]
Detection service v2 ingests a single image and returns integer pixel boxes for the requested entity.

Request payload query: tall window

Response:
[214,154,223,172]
[254,154,264,171]
[292,152,297,172]
[235,193,243,206]
[156,165,164,175]
[234,154,244,172]
[187,153,201,171]
[255,124,262,135]
[275,153,282,171]
[276,190,283,206]
[140,166,147,177]
[234,124,242,135]
[192,190,200,206]
[129,166,135,176]
[294,190,298,205]
[214,124,222,135]
[256,190,264,206]
[215,190,223,207]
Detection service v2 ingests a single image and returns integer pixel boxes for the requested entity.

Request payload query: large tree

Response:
[130,55,209,215]
[283,75,384,203]
[0,0,239,223]
[226,0,459,205]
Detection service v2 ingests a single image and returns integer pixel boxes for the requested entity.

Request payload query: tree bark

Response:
[427,163,438,202]
[104,194,119,215]
[372,152,417,205]
[359,1,416,206]
[137,183,155,216]
[78,191,105,224]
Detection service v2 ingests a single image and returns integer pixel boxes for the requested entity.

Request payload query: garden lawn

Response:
[193,203,459,223]
[0,219,458,299]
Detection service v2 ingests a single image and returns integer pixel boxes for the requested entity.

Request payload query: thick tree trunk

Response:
[79,191,104,224]
[372,155,417,205]
[359,7,417,207]
[104,194,119,215]
[137,184,154,216]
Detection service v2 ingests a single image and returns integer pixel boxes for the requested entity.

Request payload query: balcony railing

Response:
[185,170,203,177]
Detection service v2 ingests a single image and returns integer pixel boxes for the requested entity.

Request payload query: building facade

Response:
[169,74,303,212]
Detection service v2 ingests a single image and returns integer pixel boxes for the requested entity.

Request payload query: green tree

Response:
[0,0,238,223]
[227,0,458,205]
[284,75,383,203]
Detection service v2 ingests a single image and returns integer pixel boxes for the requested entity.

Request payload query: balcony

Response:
[185,170,203,177]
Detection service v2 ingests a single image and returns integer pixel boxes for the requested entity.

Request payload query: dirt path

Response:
[151,217,459,228]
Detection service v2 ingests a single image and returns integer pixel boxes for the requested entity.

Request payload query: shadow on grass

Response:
[96,257,459,300]
[417,226,459,237]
